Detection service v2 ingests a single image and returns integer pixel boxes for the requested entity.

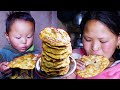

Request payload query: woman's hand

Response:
[0,62,12,78]
[76,59,86,70]
[61,60,86,79]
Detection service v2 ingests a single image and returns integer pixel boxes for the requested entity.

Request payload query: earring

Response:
[117,44,120,49]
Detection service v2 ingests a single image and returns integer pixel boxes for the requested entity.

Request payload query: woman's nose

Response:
[92,42,100,51]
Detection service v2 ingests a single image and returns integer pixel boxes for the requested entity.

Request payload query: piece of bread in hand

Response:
[76,55,110,78]
[8,53,38,69]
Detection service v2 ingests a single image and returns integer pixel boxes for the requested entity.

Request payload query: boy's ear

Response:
[4,32,10,42]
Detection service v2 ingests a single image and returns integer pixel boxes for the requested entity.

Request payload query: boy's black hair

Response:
[6,11,35,34]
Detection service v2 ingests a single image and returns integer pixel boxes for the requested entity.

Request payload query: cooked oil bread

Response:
[42,50,71,60]
[41,52,63,62]
[39,27,72,76]
[41,55,70,68]
[76,55,110,78]
[39,27,71,46]
[44,42,70,50]
[40,63,69,76]
[8,53,37,69]
[44,66,69,76]
[42,42,72,55]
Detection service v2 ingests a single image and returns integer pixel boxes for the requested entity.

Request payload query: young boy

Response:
[0,11,41,79]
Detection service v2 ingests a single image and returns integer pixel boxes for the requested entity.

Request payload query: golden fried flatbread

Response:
[44,66,69,76]
[44,42,70,50]
[76,55,110,78]
[42,50,71,60]
[41,56,70,68]
[40,64,69,76]
[8,53,38,69]
[41,52,62,62]
[39,27,71,46]
[42,42,72,55]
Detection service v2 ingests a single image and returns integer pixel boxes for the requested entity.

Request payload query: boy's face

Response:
[5,20,34,53]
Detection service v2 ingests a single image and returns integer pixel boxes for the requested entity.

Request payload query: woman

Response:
[66,11,120,79]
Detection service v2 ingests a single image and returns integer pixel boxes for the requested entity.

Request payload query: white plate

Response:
[35,56,76,79]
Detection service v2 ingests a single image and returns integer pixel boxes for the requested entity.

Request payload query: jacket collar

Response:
[3,44,34,54]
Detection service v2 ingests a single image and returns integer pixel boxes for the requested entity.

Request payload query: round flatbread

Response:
[44,42,70,50]
[76,55,110,78]
[39,27,71,46]
[40,64,69,76]
[42,42,72,55]
[41,55,70,68]
[42,50,71,60]
[44,66,69,76]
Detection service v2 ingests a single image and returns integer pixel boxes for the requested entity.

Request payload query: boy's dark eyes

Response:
[15,36,33,39]
[16,37,21,39]
[27,36,32,38]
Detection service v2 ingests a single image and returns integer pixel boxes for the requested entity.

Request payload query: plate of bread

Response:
[35,27,76,79]
[35,56,76,79]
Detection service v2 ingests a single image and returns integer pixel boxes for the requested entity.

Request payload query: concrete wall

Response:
[0,11,58,53]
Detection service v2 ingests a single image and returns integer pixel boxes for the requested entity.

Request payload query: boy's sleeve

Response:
[0,50,6,79]
[0,53,4,63]
[0,49,5,63]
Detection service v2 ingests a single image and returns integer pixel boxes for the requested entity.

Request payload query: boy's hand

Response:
[0,62,9,72]
[34,53,41,58]
[0,62,12,78]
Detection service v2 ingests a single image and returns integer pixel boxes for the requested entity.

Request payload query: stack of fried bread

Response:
[39,27,72,76]
[76,55,110,78]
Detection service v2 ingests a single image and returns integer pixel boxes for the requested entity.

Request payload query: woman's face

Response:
[5,19,34,53]
[82,19,120,59]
